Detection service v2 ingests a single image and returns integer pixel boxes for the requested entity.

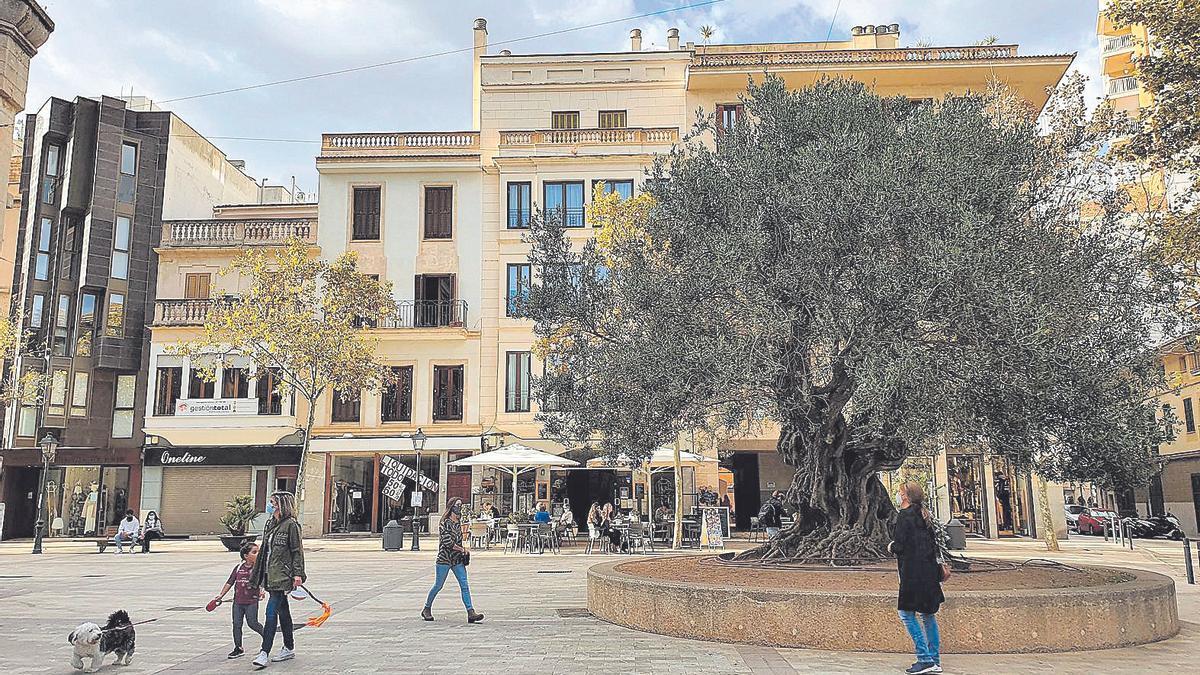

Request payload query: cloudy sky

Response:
[26,0,1102,195]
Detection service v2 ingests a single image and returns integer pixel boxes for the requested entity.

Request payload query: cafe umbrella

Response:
[448,443,579,514]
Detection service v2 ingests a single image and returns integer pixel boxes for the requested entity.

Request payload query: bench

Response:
[91,532,189,553]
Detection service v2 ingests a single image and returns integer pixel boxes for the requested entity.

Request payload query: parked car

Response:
[1075,508,1117,535]
[1064,503,1087,532]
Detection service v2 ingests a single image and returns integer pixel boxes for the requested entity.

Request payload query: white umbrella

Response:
[449,443,579,514]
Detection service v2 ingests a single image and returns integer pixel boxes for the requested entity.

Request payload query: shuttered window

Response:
[381,366,414,422]
[184,273,211,299]
[433,365,464,421]
[352,186,381,240]
[424,186,453,239]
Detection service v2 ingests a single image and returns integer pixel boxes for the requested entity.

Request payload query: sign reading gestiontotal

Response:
[175,398,259,416]
[379,455,439,492]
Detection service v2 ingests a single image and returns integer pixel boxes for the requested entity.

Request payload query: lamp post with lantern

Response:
[410,427,427,551]
[31,433,59,554]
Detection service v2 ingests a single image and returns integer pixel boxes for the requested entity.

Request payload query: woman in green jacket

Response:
[249,491,306,670]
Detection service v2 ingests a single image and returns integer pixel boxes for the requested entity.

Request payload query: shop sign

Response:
[146,446,302,466]
[381,477,406,501]
[175,398,259,416]
[380,455,438,492]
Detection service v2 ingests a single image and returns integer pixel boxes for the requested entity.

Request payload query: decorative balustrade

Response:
[691,45,1019,68]
[155,298,235,326]
[321,131,479,155]
[499,127,678,147]
[161,219,315,247]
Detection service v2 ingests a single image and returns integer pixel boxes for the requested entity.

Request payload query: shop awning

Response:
[449,443,578,512]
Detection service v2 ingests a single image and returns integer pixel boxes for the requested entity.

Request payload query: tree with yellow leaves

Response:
[176,239,396,521]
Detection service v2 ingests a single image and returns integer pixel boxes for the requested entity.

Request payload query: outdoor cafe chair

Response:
[468,521,490,549]
[585,524,609,554]
[626,520,652,554]
[533,522,556,554]
[503,523,521,554]
[750,516,764,542]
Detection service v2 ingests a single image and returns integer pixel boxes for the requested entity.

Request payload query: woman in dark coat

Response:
[888,482,945,675]
[249,491,306,670]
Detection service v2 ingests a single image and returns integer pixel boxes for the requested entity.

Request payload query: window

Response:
[110,216,131,279]
[352,186,381,240]
[1185,398,1196,433]
[77,292,96,355]
[118,142,137,203]
[60,221,76,280]
[188,367,215,399]
[506,263,531,317]
[506,351,531,413]
[222,367,250,399]
[105,293,125,337]
[184,273,211,299]
[424,186,453,239]
[48,369,68,416]
[544,181,584,227]
[551,111,580,129]
[433,365,464,421]
[598,110,627,129]
[507,182,532,229]
[42,145,61,204]
[113,374,136,437]
[716,103,744,134]
[35,217,51,280]
[541,357,563,411]
[381,365,414,422]
[594,179,633,200]
[257,367,283,415]
[71,371,89,417]
[1192,352,1200,373]
[154,366,182,416]
[30,294,45,328]
[52,294,70,356]
[17,368,41,437]
[1178,356,1188,374]
[331,388,361,422]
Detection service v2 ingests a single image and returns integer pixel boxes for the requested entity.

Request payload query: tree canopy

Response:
[523,76,1180,561]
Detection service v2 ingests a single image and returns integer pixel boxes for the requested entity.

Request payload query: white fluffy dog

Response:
[67,622,103,672]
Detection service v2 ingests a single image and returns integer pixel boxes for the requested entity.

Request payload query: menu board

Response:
[699,507,728,549]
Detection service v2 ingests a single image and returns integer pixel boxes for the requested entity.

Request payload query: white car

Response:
[1064,504,1087,532]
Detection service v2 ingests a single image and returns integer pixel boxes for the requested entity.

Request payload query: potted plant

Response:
[219,495,259,552]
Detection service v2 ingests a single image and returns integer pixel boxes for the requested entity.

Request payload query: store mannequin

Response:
[84,481,99,534]
[70,483,86,535]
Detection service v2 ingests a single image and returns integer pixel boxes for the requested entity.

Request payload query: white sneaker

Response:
[270,648,294,662]
[251,651,269,669]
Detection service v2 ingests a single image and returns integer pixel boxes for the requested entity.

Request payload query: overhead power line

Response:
[159,0,726,105]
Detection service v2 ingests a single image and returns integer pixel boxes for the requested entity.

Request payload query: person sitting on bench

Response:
[112,510,140,554]
[139,510,164,553]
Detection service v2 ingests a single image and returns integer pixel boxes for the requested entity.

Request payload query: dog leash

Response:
[100,618,158,633]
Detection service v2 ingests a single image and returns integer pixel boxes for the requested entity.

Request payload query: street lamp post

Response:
[31,433,59,555]
[410,427,426,551]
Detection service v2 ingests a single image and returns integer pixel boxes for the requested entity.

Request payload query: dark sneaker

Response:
[906,663,938,675]
[228,647,244,659]
[421,606,434,621]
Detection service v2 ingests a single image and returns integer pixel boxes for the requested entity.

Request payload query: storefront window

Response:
[329,457,373,533]
[40,465,130,538]
[991,458,1029,537]
[377,454,440,532]
[947,455,985,535]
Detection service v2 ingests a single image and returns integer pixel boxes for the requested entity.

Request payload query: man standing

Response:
[758,491,784,541]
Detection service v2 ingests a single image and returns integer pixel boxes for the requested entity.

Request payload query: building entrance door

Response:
[731,453,760,531]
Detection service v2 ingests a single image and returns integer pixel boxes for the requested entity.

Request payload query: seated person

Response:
[558,507,575,529]
[139,510,164,553]
[112,510,140,554]
[533,502,552,524]
[478,502,498,520]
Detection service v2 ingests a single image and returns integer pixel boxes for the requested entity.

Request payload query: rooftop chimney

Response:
[850,22,900,49]
[630,28,642,51]
[667,28,680,50]
[472,18,488,131]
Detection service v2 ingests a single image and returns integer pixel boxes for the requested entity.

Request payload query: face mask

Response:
[125,516,133,522]
[266,502,277,516]
[450,503,462,516]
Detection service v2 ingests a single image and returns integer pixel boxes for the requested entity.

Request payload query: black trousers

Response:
[232,602,263,649]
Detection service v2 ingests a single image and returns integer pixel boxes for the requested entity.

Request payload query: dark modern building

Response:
[0,95,258,540]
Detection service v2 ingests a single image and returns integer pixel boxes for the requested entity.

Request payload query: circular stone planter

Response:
[587,557,1178,653]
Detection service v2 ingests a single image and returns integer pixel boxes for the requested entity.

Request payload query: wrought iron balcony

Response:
[1106,76,1140,96]
[161,219,316,247]
[378,300,469,329]
[1102,34,1136,55]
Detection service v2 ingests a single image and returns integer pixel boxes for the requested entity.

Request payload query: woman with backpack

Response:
[421,498,483,624]
[249,491,306,669]
[889,482,946,675]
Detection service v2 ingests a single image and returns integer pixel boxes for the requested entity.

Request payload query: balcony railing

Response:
[320,131,479,156]
[155,298,233,326]
[1103,34,1136,55]
[691,45,1019,68]
[379,300,468,329]
[499,127,678,147]
[1107,76,1140,96]
[162,219,315,247]
[508,208,531,229]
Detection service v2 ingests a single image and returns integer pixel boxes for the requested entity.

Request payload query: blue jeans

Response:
[425,564,472,610]
[898,610,940,664]
[260,591,294,654]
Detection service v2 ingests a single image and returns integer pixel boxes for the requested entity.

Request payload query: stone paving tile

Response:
[0,537,1195,674]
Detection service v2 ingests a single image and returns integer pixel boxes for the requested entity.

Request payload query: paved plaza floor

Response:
[0,534,1196,674]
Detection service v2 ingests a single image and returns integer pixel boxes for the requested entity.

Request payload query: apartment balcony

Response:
[161,219,316,247]
[1106,76,1140,97]
[378,300,469,329]
[318,131,480,160]
[1102,34,1137,55]
[498,127,678,156]
[154,298,232,326]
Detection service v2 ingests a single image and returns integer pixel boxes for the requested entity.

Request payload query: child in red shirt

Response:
[213,542,265,659]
